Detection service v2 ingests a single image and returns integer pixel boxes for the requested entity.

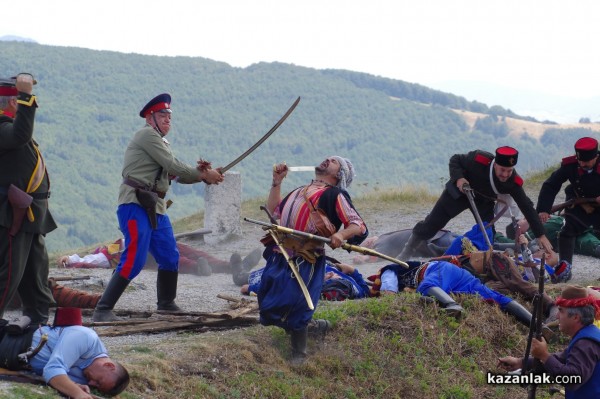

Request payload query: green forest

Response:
[1,41,598,252]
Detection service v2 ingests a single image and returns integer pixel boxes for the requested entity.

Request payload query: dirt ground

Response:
[1,195,598,397]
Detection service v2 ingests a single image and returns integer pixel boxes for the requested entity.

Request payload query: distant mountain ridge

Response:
[433,80,600,124]
[0,35,37,43]
[0,41,597,252]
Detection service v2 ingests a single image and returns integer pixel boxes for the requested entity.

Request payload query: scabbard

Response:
[7,184,33,237]
[269,230,315,310]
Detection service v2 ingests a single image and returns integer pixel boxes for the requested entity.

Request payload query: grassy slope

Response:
[14,172,580,399]
[15,293,568,399]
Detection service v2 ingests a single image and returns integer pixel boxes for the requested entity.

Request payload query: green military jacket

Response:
[119,125,200,215]
[0,93,56,234]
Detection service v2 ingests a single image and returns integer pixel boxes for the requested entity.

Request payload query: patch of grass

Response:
[6,385,62,398]
[22,291,561,399]
[354,185,439,212]
[524,164,561,186]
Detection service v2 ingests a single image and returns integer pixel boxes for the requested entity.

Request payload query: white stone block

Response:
[204,171,242,244]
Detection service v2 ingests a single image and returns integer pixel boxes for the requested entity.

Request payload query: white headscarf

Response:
[331,156,355,190]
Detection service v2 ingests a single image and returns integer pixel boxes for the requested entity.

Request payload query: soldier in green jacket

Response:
[0,73,55,324]
[92,93,223,322]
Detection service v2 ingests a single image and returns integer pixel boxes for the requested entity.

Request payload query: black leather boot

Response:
[290,327,308,366]
[92,273,130,322]
[242,248,263,271]
[502,300,554,341]
[424,287,464,320]
[157,270,182,311]
[398,233,423,260]
[503,300,532,327]
[558,233,575,264]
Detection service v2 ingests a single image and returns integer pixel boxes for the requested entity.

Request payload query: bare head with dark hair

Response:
[83,357,130,396]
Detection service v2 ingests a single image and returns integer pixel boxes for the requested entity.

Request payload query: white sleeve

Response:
[67,253,110,268]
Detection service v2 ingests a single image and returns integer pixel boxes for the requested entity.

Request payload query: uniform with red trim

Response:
[536,137,600,264]
[399,146,544,260]
[92,93,219,322]
[0,74,55,325]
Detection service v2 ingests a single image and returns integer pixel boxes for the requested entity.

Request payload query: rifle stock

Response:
[550,197,597,214]
[521,254,546,398]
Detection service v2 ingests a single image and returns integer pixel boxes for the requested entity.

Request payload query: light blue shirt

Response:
[380,269,399,293]
[28,325,108,384]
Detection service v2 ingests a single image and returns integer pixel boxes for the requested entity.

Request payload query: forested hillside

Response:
[1,41,598,252]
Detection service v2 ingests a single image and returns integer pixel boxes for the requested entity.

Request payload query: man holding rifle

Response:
[399,146,552,259]
[499,285,600,398]
[537,137,600,266]
[259,156,367,364]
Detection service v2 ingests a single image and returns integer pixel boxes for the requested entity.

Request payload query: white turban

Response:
[331,156,355,190]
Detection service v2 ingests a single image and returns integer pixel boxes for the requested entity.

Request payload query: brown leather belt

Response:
[416,264,429,286]
[122,178,166,199]
[0,186,50,199]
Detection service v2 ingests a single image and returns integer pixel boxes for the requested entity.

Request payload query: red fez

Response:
[574,137,599,161]
[495,146,519,167]
[139,93,172,118]
[53,307,83,327]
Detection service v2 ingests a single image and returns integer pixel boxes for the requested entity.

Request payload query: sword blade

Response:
[287,166,314,172]
[220,96,301,173]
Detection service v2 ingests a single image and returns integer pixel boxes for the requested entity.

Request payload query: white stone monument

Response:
[203,171,242,244]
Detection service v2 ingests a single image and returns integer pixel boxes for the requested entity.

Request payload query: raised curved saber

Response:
[220,96,301,173]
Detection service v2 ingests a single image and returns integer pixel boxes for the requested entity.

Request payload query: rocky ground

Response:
[19,202,597,347]
[1,199,599,396]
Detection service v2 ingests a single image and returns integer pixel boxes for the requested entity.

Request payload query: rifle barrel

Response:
[243,218,409,267]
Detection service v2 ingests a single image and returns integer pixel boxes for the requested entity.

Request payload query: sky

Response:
[3,0,600,122]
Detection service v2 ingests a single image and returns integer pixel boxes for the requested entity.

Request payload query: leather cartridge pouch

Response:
[463,250,491,281]
[7,184,33,237]
[135,189,159,229]
[0,320,35,371]
[303,186,337,238]
[281,236,324,264]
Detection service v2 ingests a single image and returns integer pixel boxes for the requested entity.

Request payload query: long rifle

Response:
[521,253,546,398]
[550,197,597,214]
[244,217,409,268]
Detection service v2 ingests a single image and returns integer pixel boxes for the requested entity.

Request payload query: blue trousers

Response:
[115,203,179,280]
[257,251,325,331]
[417,261,512,308]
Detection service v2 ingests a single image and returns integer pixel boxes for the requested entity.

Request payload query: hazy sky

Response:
[3,0,600,119]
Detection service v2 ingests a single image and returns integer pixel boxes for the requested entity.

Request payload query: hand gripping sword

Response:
[219,97,301,174]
